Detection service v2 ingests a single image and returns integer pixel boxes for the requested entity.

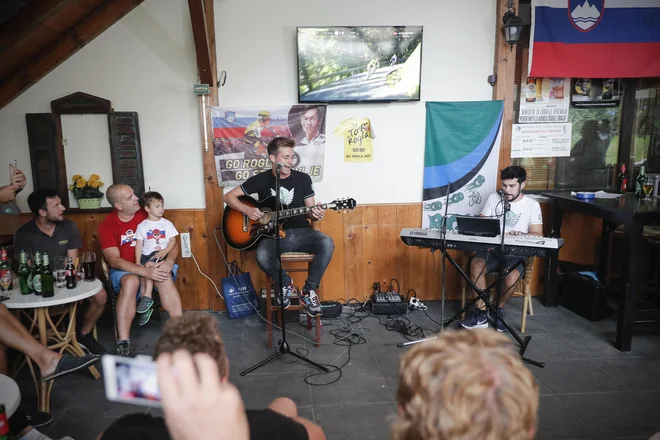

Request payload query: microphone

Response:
[497,189,506,198]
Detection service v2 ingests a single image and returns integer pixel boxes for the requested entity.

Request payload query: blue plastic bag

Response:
[222,261,259,319]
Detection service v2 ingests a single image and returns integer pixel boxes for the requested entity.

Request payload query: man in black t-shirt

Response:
[99,314,326,440]
[224,137,334,316]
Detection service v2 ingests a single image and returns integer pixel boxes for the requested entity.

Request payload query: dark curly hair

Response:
[153,313,228,379]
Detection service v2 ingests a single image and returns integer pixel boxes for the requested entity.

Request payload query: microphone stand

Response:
[398,181,451,348]
[241,164,329,376]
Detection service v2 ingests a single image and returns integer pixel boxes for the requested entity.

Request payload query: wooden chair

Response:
[264,252,322,348]
[101,259,162,344]
[459,254,536,333]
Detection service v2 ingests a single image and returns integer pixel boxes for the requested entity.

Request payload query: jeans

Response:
[256,227,334,292]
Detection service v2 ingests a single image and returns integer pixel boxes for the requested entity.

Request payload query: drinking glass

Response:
[643,183,654,202]
[53,256,67,288]
[82,252,96,282]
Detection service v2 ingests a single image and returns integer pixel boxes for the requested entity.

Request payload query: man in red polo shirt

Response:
[99,184,182,356]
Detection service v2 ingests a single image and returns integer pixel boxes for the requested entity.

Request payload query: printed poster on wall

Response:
[511,123,572,158]
[422,101,502,231]
[519,77,570,123]
[571,78,622,108]
[333,118,374,162]
[211,105,327,186]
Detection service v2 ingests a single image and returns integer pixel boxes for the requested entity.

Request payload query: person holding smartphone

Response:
[0,162,26,204]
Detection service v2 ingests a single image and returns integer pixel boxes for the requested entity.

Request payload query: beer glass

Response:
[82,252,96,282]
[643,183,654,202]
[53,256,67,288]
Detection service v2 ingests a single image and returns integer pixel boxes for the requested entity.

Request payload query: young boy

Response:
[134,192,179,324]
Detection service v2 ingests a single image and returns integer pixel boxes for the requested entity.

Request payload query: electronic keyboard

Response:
[400,228,563,257]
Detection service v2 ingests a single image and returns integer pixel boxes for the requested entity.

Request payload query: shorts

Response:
[109,265,178,300]
[140,251,159,266]
[472,252,525,278]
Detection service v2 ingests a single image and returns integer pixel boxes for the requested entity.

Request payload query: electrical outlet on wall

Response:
[181,232,191,258]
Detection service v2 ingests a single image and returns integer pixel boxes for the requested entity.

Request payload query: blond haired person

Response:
[393,330,539,440]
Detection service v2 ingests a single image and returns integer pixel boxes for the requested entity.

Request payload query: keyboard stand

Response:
[440,249,545,369]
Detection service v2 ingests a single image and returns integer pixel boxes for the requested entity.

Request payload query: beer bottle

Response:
[525,77,536,103]
[617,163,627,193]
[635,165,647,198]
[18,250,31,295]
[41,253,55,298]
[0,404,17,440]
[32,251,42,296]
[65,257,77,289]
[0,248,12,292]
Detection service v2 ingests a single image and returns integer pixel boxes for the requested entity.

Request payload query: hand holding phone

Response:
[103,355,161,407]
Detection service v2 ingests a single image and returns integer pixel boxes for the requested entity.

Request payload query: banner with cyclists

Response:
[422,101,503,230]
[211,105,327,186]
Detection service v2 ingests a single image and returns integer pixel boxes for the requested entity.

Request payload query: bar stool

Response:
[264,252,322,348]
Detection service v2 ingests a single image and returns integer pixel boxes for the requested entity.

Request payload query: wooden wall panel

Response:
[13,201,601,310]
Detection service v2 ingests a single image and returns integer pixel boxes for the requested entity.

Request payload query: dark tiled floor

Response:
[12,297,660,439]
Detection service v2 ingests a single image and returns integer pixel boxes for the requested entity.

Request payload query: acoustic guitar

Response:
[223,195,357,251]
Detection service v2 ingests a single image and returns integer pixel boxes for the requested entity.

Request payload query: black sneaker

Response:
[41,354,99,382]
[24,410,54,428]
[116,341,135,357]
[300,289,322,317]
[78,332,107,355]
[492,308,507,332]
[460,309,488,329]
[276,282,294,309]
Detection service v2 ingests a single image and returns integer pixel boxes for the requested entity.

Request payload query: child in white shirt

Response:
[135,191,179,320]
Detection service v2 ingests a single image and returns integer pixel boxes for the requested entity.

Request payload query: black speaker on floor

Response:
[260,289,299,323]
[560,272,613,321]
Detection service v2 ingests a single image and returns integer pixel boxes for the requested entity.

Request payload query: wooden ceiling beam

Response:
[0,0,144,110]
[0,0,70,56]
[187,0,213,85]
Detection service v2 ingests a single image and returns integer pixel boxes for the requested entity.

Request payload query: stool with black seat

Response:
[264,251,322,348]
[101,259,162,343]
[459,253,536,333]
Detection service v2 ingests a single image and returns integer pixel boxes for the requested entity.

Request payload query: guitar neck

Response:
[279,203,327,219]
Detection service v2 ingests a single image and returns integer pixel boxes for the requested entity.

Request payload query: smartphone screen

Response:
[102,355,161,407]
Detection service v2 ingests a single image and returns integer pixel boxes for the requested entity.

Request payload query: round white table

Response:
[0,374,21,418]
[4,278,102,413]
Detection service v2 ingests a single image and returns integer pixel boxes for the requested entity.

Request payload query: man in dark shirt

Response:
[13,188,108,355]
[223,137,334,316]
[99,314,326,440]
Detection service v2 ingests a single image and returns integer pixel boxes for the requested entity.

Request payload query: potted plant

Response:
[68,174,105,209]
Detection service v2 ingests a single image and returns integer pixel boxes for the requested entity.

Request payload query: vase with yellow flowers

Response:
[69,174,105,209]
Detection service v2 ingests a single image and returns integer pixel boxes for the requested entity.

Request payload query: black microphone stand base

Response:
[240,339,330,376]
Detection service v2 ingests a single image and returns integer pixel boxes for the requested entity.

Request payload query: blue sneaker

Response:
[492,308,507,332]
[461,309,488,329]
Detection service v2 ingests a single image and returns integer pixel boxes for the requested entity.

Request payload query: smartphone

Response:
[102,354,161,407]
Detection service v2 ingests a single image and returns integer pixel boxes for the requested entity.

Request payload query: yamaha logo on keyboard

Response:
[410,230,428,236]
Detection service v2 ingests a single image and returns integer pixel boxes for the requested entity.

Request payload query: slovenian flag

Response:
[529,0,660,78]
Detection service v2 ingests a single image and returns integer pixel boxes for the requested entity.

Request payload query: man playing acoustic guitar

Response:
[224,137,334,317]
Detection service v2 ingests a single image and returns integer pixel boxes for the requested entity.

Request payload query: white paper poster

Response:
[519,77,570,123]
[511,123,572,158]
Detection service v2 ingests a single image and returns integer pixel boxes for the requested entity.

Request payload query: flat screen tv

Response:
[297,26,423,104]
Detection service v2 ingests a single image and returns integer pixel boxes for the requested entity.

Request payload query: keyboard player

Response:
[461,166,543,332]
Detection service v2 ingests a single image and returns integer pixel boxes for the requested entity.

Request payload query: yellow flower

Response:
[75,179,86,189]
[72,174,82,182]
[97,181,104,188]
[90,174,100,180]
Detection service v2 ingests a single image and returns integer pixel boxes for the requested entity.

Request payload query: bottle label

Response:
[0,268,11,291]
[33,274,42,293]
[0,415,10,435]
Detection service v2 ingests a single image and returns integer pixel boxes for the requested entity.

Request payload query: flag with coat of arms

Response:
[529,0,660,78]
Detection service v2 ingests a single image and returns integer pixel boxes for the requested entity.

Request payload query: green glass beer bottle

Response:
[32,251,42,296]
[41,253,55,298]
[18,250,31,295]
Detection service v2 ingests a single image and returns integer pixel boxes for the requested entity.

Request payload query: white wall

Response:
[215,0,496,204]
[61,115,114,208]
[0,0,205,211]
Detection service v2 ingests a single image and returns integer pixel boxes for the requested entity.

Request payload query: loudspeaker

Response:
[320,301,342,318]
[560,272,613,321]
[260,289,299,323]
